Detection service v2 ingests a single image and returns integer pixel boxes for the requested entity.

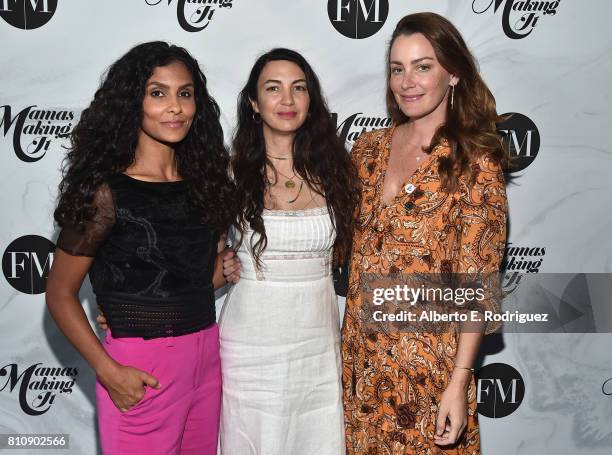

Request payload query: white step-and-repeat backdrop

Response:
[1,1,611,454]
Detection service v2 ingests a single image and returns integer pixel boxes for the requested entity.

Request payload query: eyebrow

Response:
[390,57,434,65]
[146,81,194,89]
[263,78,307,85]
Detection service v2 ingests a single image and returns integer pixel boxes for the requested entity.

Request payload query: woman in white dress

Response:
[219,48,360,455]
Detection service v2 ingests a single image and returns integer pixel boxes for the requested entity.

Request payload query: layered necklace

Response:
[267,154,304,203]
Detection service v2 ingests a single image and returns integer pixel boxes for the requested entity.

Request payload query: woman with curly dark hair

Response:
[218,48,360,454]
[341,13,508,454]
[45,41,236,454]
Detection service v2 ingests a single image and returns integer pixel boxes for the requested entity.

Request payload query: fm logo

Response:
[2,235,55,294]
[476,363,525,418]
[327,0,389,39]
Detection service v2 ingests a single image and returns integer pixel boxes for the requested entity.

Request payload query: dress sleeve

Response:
[349,129,373,169]
[455,154,508,334]
[56,183,116,257]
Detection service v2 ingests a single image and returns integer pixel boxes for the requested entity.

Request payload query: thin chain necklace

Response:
[399,143,427,163]
[267,154,289,161]
[287,181,304,203]
[395,126,428,162]
[267,174,304,204]
[273,166,299,189]
[267,164,305,203]
[297,187,317,209]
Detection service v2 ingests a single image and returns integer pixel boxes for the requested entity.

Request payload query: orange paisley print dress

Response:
[341,126,507,455]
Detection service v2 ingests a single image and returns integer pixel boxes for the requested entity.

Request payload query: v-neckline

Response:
[378,124,441,207]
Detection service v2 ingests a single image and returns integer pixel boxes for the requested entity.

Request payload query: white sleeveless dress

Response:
[218,207,345,455]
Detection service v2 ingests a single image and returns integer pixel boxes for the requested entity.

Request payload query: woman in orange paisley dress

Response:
[342,13,508,454]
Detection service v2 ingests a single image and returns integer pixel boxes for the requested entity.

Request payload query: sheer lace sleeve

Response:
[56,183,115,257]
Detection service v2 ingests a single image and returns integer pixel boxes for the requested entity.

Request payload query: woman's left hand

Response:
[434,372,469,446]
[213,245,240,289]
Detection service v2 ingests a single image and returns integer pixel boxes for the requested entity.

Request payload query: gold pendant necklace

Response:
[274,167,298,188]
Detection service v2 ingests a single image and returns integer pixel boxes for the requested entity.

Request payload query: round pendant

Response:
[285,180,296,189]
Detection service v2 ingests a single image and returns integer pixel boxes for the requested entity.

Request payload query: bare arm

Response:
[435,156,507,446]
[212,236,227,290]
[46,250,116,377]
[46,249,159,412]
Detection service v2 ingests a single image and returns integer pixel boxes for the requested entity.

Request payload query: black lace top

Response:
[56,173,219,338]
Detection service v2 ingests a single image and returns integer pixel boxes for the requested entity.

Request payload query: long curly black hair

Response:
[54,41,237,233]
[232,48,360,265]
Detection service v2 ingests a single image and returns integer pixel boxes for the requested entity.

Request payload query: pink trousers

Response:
[96,324,221,455]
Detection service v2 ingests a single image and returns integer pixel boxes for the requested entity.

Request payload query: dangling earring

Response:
[252,112,262,124]
[450,85,455,110]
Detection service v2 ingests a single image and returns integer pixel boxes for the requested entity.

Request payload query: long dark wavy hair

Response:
[232,48,360,265]
[54,41,236,233]
[386,13,509,191]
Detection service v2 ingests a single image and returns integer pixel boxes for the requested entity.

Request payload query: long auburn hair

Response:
[232,48,360,264]
[54,41,237,233]
[386,12,508,191]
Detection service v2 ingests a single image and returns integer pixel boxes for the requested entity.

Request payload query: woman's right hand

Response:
[98,362,160,412]
[222,249,242,283]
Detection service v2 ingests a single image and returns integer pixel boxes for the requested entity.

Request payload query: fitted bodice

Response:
[233,207,335,282]
[56,173,219,338]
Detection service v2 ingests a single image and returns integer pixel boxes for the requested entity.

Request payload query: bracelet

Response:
[454,366,475,373]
